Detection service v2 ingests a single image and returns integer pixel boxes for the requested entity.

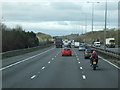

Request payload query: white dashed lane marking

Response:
[78,62,81,64]
[82,75,86,80]
[55,56,56,57]
[48,61,51,64]
[0,47,55,71]
[77,58,79,60]
[52,58,54,60]
[41,67,45,70]
[31,75,36,79]
[80,67,83,70]
[72,48,87,80]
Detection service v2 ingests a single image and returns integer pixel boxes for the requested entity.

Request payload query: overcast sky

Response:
[1,0,119,36]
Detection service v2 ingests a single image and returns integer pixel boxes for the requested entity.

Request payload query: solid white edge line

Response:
[0,47,55,71]
[98,56,120,70]
[82,75,86,79]
[31,75,36,79]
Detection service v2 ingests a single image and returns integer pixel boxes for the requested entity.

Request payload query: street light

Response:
[85,14,87,34]
[87,1,100,43]
[104,0,107,50]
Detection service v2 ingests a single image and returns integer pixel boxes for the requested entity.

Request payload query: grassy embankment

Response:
[2,44,52,59]
[62,29,119,46]
[2,33,53,59]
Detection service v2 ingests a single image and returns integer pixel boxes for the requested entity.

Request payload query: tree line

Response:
[1,23,39,52]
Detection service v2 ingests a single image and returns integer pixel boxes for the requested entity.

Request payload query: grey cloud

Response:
[3,2,118,22]
[2,1,118,36]
[57,21,69,25]
[2,2,84,21]
[50,2,82,10]
[95,2,118,11]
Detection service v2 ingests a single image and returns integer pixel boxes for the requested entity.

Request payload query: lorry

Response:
[105,38,115,48]
[74,42,80,48]
[54,38,63,48]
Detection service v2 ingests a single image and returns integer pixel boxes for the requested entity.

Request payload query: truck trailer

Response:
[74,42,80,48]
[54,38,63,48]
[105,38,115,48]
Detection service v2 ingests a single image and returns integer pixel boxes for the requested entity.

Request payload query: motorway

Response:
[1,46,119,88]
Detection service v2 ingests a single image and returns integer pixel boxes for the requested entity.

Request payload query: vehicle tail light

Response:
[85,52,88,54]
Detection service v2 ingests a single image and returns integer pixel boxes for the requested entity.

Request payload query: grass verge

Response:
[2,44,53,59]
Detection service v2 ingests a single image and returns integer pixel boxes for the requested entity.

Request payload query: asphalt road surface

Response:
[1,46,119,88]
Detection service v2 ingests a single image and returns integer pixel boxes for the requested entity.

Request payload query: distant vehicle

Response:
[54,38,63,48]
[63,39,71,48]
[64,39,69,42]
[87,44,92,47]
[63,41,69,47]
[71,43,74,46]
[93,42,101,47]
[61,48,72,56]
[106,38,115,48]
[74,42,80,48]
[78,46,86,51]
[81,44,88,49]
[80,42,85,46]
[84,49,92,59]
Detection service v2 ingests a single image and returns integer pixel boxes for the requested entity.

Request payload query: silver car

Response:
[78,46,86,51]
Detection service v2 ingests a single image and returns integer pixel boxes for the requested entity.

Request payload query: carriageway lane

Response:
[73,48,118,88]
[2,47,119,88]
[3,48,88,88]
[13,48,86,88]
[2,47,58,88]
[2,45,55,67]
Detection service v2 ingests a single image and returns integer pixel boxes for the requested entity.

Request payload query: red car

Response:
[61,48,72,56]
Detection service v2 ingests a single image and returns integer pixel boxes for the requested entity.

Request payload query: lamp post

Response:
[85,14,87,34]
[104,0,107,50]
[87,1,100,43]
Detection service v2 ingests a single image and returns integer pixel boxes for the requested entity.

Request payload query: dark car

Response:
[84,49,92,59]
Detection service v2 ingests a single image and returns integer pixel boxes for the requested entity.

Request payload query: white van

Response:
[74,42,80,48]
[93,42,101,47]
